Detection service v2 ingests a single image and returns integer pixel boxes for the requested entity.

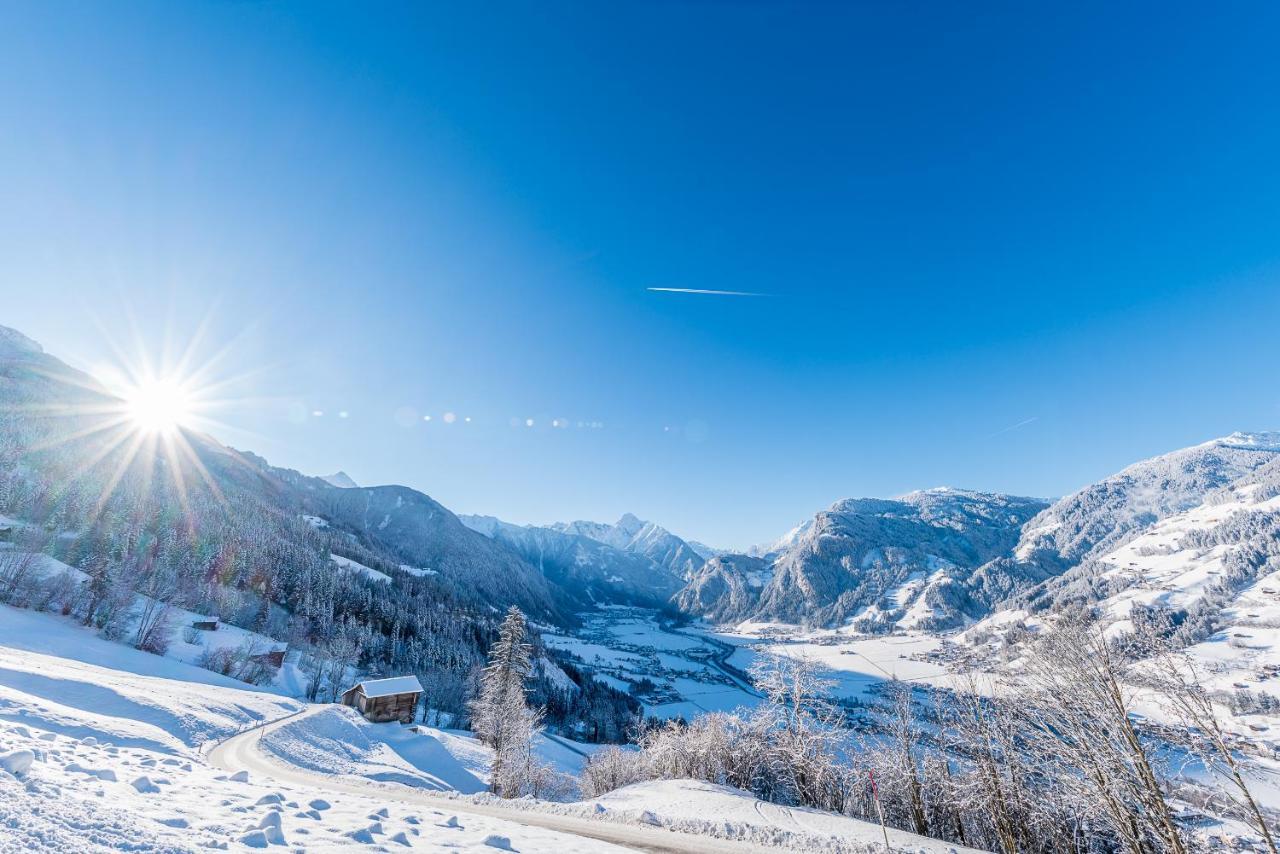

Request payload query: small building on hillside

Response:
[250,648,286,669]
[340,675,422,724]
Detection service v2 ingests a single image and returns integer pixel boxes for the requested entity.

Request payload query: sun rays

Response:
[2,316,276,537]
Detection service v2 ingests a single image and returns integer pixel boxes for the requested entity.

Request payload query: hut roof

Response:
[348,675,423,699]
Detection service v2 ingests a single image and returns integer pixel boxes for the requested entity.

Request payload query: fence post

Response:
[869,769,892,853]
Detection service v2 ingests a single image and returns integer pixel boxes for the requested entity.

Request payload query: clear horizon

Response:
[4,3,1279,548]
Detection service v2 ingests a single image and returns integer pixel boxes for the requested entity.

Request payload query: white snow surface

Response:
[583,778,986,853]
[329,553,391,583]
[0,605,634,852]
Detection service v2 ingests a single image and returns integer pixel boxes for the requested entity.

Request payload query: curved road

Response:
[207,707,776,854]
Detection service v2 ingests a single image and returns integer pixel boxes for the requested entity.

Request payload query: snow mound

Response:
[583,778,986,853]
[0,749,33,777]
[260,705,487,793]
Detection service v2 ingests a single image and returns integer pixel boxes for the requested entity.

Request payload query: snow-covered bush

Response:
[579,746,645,798]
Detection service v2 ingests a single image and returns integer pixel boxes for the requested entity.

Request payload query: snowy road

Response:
[207,706,782,854]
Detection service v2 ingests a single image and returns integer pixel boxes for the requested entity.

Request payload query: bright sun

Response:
[124,378,194,435]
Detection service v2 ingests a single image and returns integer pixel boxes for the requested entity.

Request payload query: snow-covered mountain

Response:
[675,436,1280,634]
[685,540,729,561]
[548,513,705,580]
[305,485,563,621]
[971,434,1280,645]
[459,514,685,608]
[0,324,44,359]
[746,518,814,560]
[1012,432,1280,572]
[699,489,1048,629]
[0,325,570,625]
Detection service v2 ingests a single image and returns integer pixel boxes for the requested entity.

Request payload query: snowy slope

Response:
[0,605,697,852]
[1012,432,1280,569]
[2,601,957,853]
[966,453,1280,744]
[0,605,301,752]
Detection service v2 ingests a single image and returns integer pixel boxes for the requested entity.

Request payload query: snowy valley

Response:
[2,326,1280,852]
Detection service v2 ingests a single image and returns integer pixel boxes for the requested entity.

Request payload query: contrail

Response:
[647,287,770,297]
[987,416,1039,438]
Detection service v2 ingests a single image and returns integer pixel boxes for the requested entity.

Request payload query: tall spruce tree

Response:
[471,606,541,797]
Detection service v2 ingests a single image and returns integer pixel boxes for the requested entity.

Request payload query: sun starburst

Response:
[5,314,276,535]
[121,376,196,436]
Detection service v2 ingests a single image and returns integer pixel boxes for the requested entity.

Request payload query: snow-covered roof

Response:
[350,675,423,698]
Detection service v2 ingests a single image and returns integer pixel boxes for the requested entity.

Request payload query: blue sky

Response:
[3,2,1279,548]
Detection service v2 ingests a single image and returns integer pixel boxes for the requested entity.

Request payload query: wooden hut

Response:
[250,648,286,669]
[340,676,423,724]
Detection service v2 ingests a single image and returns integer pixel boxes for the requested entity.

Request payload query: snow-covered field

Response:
[543,606,959,716]
[0,602,967,852]
[713,623,953,701]
[543,608,762,718]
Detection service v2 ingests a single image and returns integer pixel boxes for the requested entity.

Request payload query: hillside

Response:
[0,601,968,853]
[967,444,1280,719]
[679,489,1047,629]
[0,325,639,734]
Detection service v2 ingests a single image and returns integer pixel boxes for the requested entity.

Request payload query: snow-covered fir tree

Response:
[471,606,544,797]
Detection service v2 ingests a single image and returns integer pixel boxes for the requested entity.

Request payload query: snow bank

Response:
[580,778,985,852]
[260,705,487,793]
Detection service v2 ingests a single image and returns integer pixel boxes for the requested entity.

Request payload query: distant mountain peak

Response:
[320,471,359,489]
[615,512,645,534]
[547,513,705,580]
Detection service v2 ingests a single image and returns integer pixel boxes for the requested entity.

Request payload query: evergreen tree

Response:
[471,606,541,797]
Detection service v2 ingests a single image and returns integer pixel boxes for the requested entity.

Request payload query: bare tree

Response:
[880,680,929,837]
[748,652,850,811]
[0,526,52,606]
[580,746,646,798]
[1020,620,1188,854]
[1136,629,1277,854]
[133,563,178,654]
[948,672,1033,854]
